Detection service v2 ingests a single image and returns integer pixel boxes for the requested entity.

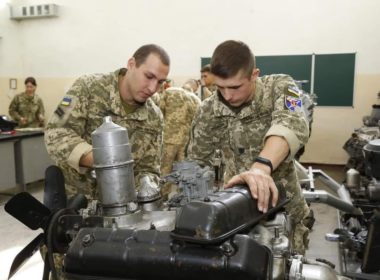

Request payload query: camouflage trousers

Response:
[40,245,66,279]
[160,143,186,198]
[290,202,310,255]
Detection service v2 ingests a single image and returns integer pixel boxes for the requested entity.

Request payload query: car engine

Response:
[5,117,352,280]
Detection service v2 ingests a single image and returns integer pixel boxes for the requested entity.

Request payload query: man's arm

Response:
[79,151,94,168]
[131,101,164,186]
[45,77,92,174]
[8,95,22,122]
[36,97,45,126]
[255,136,289,172]
[225,136,288,213]
[225,75,310,213]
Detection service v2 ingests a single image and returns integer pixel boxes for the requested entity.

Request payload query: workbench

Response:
[0,129,54,191]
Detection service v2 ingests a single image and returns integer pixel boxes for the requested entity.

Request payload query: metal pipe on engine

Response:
[303,190,362,215]
[295,161,362,215]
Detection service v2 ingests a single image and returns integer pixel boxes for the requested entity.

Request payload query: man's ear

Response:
[252,68,260,79]
[127,57,136,69]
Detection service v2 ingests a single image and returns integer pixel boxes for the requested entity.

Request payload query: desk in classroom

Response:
[0,130,54,192]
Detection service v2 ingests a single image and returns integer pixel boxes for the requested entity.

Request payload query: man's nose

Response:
[148,80,159,93]
[223,89,233,101]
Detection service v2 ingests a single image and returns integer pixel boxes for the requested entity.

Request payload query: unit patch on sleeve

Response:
[285,95,303,113]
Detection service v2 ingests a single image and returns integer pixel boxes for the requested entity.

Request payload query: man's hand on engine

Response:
[224,168,278,213]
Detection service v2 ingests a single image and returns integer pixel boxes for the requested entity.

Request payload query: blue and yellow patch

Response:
[285,96,302,112]
[286,85,301,98]
[61,96,72,106]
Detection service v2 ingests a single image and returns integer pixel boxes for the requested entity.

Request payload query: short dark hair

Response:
[133,44,170,67]
[24,77,37,86]
[210,40,255,79]
[200,64,211,73]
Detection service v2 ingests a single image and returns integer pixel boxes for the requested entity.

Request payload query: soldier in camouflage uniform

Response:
[200,64,217,101]
[153,86,201,198]
[182,78,200,95]
[44,45,169,276]
[45,44,170,200]
[9,77,45,128]
[187,40,310,254]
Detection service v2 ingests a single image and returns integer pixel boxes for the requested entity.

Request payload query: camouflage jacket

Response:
[153,87,200,145]
[187,74,310,220]
[45,69,163,197]
[8,92,45,128]
[201,86,216,101]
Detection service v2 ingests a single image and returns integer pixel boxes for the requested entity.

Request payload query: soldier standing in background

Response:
[187,40,311,254]
[152,84,201,199]
[9,77,45,128]
[45,44,170,200]
[200,64,216,100]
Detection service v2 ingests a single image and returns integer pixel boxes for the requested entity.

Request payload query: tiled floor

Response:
[0,164,347,280]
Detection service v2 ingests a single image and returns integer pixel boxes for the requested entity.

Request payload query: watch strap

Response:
[254,156,273,174]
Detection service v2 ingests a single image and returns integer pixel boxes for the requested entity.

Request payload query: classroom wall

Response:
[1,0,380,164]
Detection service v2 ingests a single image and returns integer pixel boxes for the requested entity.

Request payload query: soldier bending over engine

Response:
[187,40,311,254]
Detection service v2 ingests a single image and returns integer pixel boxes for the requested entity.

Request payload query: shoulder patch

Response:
[51,95,77,125]
[61,96,72,106]
[286,85,302,98]
[285,96,303,113]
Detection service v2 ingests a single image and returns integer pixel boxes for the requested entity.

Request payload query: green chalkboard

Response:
[256,55,312,93]
[314,53,355,106]
[201,57,211,66]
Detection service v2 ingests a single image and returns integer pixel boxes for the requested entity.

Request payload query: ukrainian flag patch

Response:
[286,85,301,98]
[61,96,72,106]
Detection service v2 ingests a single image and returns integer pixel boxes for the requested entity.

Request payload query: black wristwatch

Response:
[254,156,273,174]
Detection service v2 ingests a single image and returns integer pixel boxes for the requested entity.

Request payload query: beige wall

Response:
[302,74,380,164]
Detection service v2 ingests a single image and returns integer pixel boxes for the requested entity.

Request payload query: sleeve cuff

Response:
[265,124,301,161]
[67,142,93,174]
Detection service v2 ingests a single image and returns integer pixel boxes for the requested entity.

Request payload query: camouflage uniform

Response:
[201,85,216,101]
[45,68,163,199]
[187,74,310,254]
[154,87,201,197]
[8,92,45,128]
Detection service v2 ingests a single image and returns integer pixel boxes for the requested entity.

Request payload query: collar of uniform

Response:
[22,91,37,101]
[109,68,124,117]
[212,79,262,119]
[212,93,234,117]
[238,77,263,119]
[109,68,149,121]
